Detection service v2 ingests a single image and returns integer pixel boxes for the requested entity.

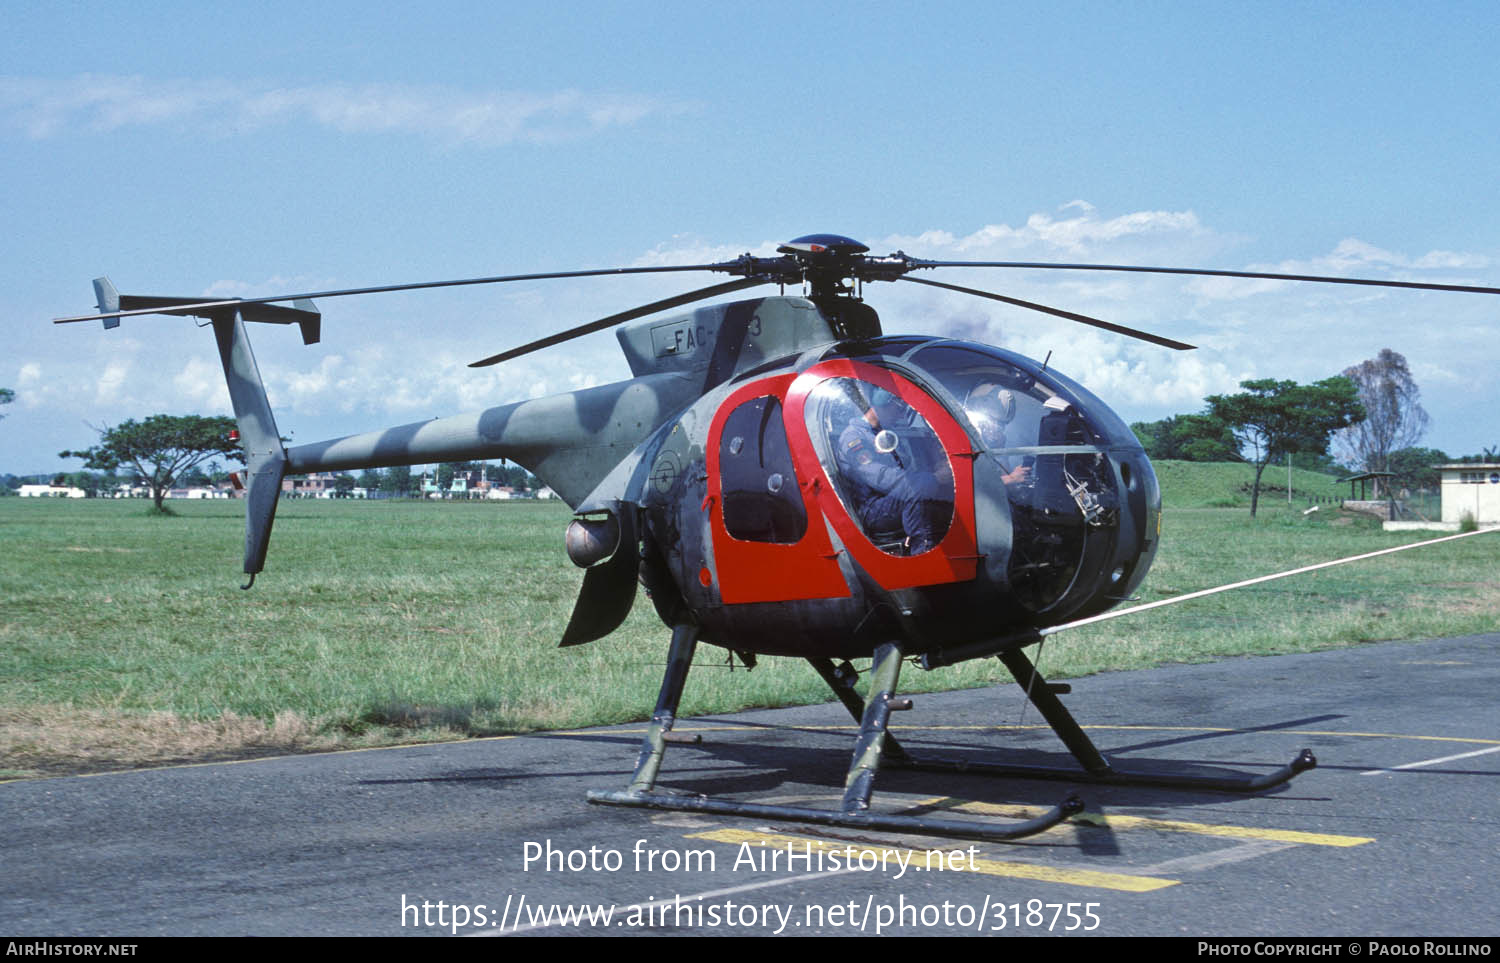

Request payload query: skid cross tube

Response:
[589,636,1081,843]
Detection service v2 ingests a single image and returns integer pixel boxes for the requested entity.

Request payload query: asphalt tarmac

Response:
[3,633,1497,937]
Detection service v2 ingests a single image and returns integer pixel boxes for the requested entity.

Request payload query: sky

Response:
[4,1,1499,477]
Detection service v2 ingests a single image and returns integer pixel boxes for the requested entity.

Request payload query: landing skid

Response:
[819,646,1315,793]
[588,630,1315,844]
[984,648,1315,790]
[587,625,1082,844]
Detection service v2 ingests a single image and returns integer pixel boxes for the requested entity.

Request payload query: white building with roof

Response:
[1439,463,1500,526]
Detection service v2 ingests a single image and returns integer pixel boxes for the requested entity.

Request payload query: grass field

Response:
[2,463,1497,778]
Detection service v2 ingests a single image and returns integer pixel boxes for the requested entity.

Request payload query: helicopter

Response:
[54,233,1500,843]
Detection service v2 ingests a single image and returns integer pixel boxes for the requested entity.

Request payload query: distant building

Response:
[1438,463,1500,526]
[18,484,85,498]
[417,467,532,500]
[282,473,356,498]
[166,487,231,499]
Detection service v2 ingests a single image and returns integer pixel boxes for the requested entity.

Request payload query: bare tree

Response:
[1333,349,1429,497]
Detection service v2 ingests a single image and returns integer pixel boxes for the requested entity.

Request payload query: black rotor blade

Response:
[898,275,1196,350]
[912,259,1500,296]
[468,277,772,367]
[53,262,736,325]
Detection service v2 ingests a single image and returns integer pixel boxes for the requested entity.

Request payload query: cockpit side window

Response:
[719,395,808,544]
[802,377,955,556]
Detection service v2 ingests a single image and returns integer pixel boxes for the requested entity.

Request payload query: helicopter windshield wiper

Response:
[468,276,774,367]
[897,275,1196,351]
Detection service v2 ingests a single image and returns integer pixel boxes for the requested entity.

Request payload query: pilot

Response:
[835,394,949,555]
[964,382,1031,485]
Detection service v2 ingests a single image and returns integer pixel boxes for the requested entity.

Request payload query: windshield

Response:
[909,342,1137,453]
[911,341,1129,612]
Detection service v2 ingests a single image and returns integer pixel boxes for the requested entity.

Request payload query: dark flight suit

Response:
[835,416,947,554]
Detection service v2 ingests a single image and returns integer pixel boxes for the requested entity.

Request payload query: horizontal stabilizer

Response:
[82,278,321,344]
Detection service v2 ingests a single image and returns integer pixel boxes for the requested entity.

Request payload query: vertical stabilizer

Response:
[211,312,288,580]
[92,278,120,330]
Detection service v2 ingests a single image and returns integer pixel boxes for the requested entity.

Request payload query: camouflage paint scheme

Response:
[231,294,1159,661]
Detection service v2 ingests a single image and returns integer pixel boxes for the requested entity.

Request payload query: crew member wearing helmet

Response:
[834,392,950,556]
[964,382,1031,485]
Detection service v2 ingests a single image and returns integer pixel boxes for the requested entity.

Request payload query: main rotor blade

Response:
[53,262,734,325]
[913,259,1500,296]
[898,275,1196,350]
[468,277,773,367]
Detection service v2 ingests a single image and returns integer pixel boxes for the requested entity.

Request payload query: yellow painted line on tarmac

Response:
[1068,813,1371,847]
[686,827,1179,893]
[926,798,1373,848]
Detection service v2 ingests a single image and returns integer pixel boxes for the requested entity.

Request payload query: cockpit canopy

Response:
[904,341,1138,452]
[704,336,1155,622]
[814,339,1149,614]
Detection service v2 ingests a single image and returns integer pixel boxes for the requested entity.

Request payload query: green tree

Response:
[1205,378,1364,517]
[0,387,13,419]
[380,465,412,497]
[1132,414,1243,462]
[60,414,242,511]
[1451,448,1498,465]
[55,470,113,497]
[1386,447,1449,493]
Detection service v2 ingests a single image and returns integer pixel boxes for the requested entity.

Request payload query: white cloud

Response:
[173,358,231,410]
[629,234,782,267]
[880,209,1208,258]
[1183,275,1290,300]
[1412,250,1489,270]
[201,275,330,299]
[94,361,130,405]
[272,355,347,414]
[0,75,694,145]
